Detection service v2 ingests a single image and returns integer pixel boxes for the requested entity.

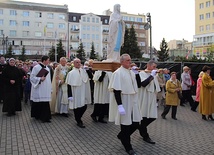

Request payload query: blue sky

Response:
[17,0,195,50]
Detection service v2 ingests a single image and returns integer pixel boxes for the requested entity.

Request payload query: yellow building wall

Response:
[195,0,214,35]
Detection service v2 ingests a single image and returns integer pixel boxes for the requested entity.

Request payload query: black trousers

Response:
[31,101,51,122]
[118,122,139,152]
[162,105,177,118]
[180,90,194,107]
[139,117,156,139]
[191,101,199,111]
[91,103,108,120]
[73,105,87,124]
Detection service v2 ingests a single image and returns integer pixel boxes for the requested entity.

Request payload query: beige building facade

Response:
[0,0,68,57]
[193,0,214,57]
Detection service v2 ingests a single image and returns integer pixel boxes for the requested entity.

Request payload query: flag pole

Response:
[55,31,57,62]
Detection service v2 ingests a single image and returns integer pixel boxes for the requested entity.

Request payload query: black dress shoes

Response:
[143,137,155,144]
[127,149,137,155]
[161,114,166,119]
[98,119,107,123]
[91,115,98,122]
[42,120,51,123]
[77,123,85,128]
[61,113,68,117]
[172,117,177,120]
[208,115,214,121]
[202,115,207,120]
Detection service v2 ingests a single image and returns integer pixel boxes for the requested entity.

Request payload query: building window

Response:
[47,22,54,29]
[206,24,210,31]
[59,23,65,29]
[10,10,17,16]
[10,30,16,36]
[96,18,99,23]
[0,9,3,15]
[87,26,90,31]
[123,16,128,21]
[35,31,42,37]
[139,42,145,46]
[87,34,90,39]
[137,18,143,22]
[87,43,90,49]
[0,19,3,25]
[92,18,95,23]
[0,30,3,35]
[206,13,210,19]
[92,34,95,39]
[71,25,78,31]
[199,3,204,9]
[200,26,204,32]
[82,34,86,39]
[22,31,30,37]
[129,17,135,21]
[35,22,42,27]
[96,34,99,40]
[47,32,53,38]
[47,13,54,19]
[82,25,86,30]
[10,20,17,26]
[59,14,65,20]
[104,19,108,24]
[134,24,138,29]
[73,16,76,21]
[96,26,99,31]
[206,1,210,7]
[23,11,29,17]
[200,14,204,20]
[23,21,30,26]
[35,12,42,18]
[82,17,86,22]
[92,26,95,31]
[87,17,90,22]
[139,25,144,29]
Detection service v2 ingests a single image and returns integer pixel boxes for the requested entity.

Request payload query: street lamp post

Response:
[145,13,152,59]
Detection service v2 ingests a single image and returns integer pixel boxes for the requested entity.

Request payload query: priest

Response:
[65,58,91,128]
[30,56,52,123]
[50,57,70,117]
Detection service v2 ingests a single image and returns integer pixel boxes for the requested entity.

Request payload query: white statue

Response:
[106,4,125,62]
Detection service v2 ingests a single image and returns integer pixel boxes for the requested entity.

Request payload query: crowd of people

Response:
[0,54,214,155]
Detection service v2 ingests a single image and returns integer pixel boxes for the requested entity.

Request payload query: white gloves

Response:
[131,66,139,74]
[68,97,73,101]
[151,70,157,77]
[118,105,126,115]
[83,66,89,70]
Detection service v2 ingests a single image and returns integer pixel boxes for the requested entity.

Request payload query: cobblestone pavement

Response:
[0,102,214,155]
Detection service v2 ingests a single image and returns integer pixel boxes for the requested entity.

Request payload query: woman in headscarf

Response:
[2,58,22,116]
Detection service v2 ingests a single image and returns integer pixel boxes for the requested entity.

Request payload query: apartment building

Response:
[68,12,109,59]
[0,0,68,56]
[193,0,214,57]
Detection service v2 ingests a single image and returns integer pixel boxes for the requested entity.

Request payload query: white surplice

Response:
[108,66,141,125]
[30,64,52,102]
[93,71,112,104]
[138,71,161,118]
[65,67,91,109]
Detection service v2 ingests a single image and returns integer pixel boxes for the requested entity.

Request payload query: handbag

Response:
[177,91,183,100]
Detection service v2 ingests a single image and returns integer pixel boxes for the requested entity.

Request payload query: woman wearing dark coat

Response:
[2,58,22,116]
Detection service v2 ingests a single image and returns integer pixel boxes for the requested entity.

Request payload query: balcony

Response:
[102,30,109,34]
[70,29,79,32]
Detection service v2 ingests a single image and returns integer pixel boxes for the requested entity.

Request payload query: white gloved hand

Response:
[83,66,89,70]
[131,66,139,74]
[118,105,126,115]
[68,97,73,101]
[151,70,157,77]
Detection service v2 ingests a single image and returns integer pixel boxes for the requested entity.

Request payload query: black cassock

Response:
[2,64,22,115]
